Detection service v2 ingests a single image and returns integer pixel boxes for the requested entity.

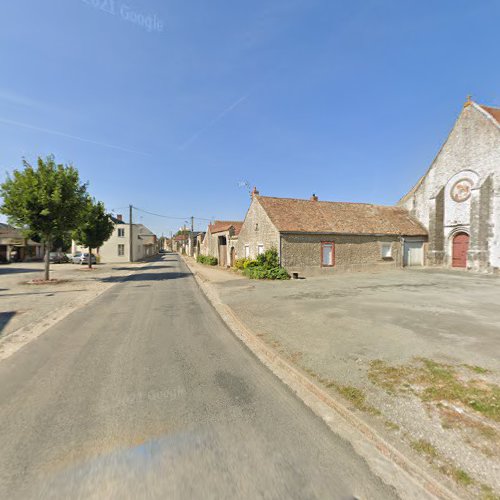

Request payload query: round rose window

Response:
[451,178,473,203]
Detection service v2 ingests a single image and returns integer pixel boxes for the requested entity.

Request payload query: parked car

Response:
[72,252,97,265]
[49,251,69,263]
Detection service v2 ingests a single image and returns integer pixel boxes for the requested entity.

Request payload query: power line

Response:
[133,206,212,222]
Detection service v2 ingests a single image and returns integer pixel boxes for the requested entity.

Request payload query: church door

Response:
[452,233,469,268]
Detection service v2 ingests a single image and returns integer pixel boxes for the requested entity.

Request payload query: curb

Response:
[0,261,153,363]
[181,256,459,500]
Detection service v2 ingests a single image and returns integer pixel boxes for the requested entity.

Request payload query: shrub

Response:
[234,258,249,270]
[240,248,290,280]
[243,259,259,269]
[196,254,218,266]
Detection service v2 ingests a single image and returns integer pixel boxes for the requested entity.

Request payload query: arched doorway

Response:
[230,247,236,267]
[452,232,469,268]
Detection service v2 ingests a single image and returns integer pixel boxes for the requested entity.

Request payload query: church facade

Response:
[399,99,500,272]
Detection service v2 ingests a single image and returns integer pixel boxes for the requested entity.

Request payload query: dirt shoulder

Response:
[0,260,153,361]
[185,257,500,500]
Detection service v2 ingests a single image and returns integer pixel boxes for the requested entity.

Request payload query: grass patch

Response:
[463,364,491,375]
[369,358,500,422]
[411,439,439,459]
[323,380,380,415]
[384,420,400,431]
[440,465,474,486]
[480,484,500,500]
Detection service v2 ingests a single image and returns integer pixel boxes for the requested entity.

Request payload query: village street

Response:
[0,255,397,499]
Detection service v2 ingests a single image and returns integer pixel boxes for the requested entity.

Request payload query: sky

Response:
[1,0,499,236]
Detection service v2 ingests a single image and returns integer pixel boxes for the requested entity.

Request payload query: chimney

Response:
[251,186,260,198]
[116,214,123,221]
[310,194,318,201]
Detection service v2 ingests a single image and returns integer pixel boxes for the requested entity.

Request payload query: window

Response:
[118,244,125,256]
[245,245,250,258]
[321,242,334,267]
[118,228,125,237]
[257,244,264,255]
[381,243,392,259]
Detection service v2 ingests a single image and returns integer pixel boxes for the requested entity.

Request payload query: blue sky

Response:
[1,0,499,235]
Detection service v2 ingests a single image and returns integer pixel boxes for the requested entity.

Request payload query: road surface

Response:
[0,255,397,499]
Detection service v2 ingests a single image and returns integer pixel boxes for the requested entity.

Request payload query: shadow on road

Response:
[111,265,172,271]
[100,272,191,283]
[0,311,16,333]
[0,267,40,275]
[0,289,86,298]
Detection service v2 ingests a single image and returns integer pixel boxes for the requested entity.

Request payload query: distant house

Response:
[71,214,158,263]
[399,99,500,272]
[0,223,43,263]
[190,231,205,258]
[173,233,189,254]
[237,190,427,275]
[202,221,243,267]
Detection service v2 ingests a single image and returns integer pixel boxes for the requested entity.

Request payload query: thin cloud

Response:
[0,117,151,156]
[0,89,43,108]
[179,94,249,150]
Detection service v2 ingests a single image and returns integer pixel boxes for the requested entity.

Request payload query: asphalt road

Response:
[0,255,397,499]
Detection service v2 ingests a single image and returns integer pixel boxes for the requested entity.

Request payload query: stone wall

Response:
[281,233,403,275]
[399,103,499,271]
[236,198,280,260]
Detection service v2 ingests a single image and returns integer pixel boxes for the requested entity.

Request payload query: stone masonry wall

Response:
[281,233,403,275]
[236,198,280,260]
[399,104,499,271]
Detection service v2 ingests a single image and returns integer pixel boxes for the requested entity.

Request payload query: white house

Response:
[72,215,158,263]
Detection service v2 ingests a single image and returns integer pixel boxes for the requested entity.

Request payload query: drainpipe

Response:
[400,236,405,268]
[279,234,282,266]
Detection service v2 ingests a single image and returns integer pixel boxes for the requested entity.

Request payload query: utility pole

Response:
[190,216,195,257]
[129,204,133,262]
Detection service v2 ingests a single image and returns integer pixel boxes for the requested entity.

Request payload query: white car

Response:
[72,252,97,265]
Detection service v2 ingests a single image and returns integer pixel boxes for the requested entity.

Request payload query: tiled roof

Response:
[480,104,500,125]
[174,234,188,241]
[257,196,427,236]
[209,220,243,235]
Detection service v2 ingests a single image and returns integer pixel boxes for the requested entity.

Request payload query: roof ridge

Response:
[257,195,395,209]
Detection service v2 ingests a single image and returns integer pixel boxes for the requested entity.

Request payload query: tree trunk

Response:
[44,239,50,281]
[88,248,92,269]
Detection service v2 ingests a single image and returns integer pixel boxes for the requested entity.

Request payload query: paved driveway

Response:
[219,268,500,372]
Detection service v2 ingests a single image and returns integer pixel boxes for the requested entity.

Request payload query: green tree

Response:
[0,156,88,280]
[72,198,114,269]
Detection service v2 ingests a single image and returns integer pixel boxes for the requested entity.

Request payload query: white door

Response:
[404,241,424,267]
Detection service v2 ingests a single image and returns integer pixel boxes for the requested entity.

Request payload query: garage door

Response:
[404,241,424,267]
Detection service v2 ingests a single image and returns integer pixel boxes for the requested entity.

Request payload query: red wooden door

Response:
[452,233,469,268]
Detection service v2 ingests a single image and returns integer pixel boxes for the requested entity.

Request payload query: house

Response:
[236,190,427,275]
[399,98,500,272]
[202,220,243,267]
[71,215,158,263]
[191,232,205,258]
[0,223,43,262]
[173,233,189,254]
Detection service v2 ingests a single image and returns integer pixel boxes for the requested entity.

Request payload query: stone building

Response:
[399,99,500,272]
[237,190,427,275]
[201,221,243,267]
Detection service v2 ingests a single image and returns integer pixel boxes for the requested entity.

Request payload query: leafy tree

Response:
[0,156,88,280]
[72,198,114,268]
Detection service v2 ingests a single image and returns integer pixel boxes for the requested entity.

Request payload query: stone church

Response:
[399,98,500,272]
